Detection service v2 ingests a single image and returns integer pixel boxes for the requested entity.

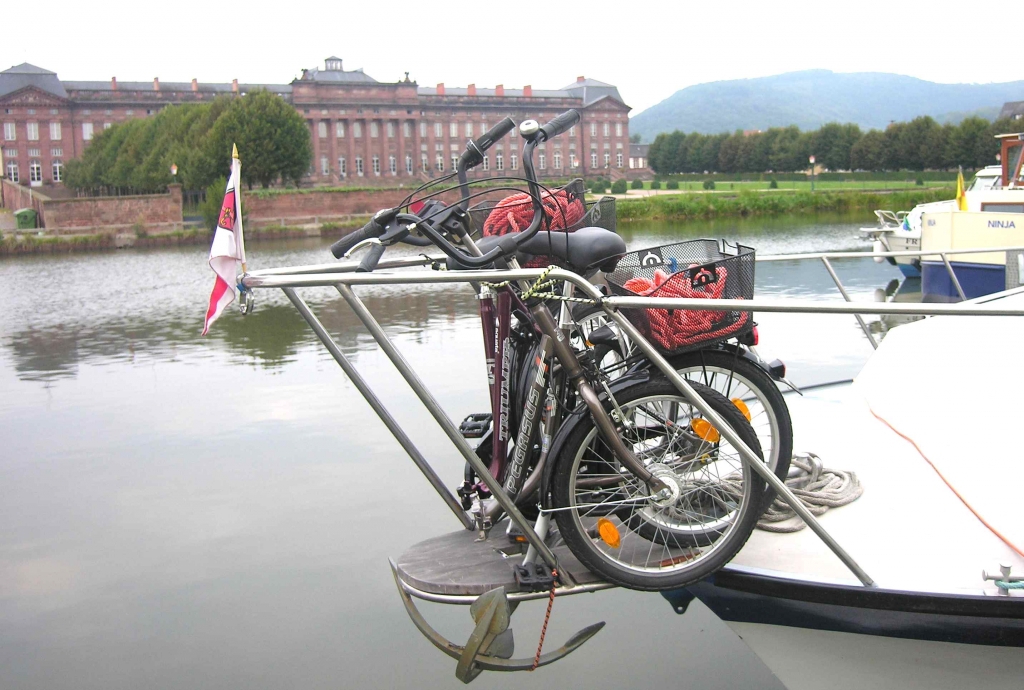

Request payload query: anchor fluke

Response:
[389,560,604,683]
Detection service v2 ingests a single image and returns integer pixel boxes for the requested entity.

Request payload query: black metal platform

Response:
[394,527,604,597]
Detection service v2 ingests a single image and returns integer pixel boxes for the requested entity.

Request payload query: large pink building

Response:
[0,58,632,190]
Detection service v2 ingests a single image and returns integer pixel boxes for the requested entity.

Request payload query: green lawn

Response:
[632,179,952,192]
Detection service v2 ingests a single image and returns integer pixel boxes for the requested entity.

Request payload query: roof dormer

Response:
[325,56,343,72]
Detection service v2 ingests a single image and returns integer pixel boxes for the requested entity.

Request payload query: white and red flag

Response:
[202,145,247,335]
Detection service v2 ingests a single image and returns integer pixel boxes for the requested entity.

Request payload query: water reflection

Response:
[0,241,478,381]
[1,213,900,383]
[1,213,912,690]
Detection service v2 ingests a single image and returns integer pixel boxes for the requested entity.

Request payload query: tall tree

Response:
[207,90,312,188]
[850,130,887,171]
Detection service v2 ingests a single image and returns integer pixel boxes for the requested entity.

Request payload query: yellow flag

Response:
[955,168,967,211]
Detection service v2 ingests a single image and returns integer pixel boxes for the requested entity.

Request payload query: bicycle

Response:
[326,110,767,591]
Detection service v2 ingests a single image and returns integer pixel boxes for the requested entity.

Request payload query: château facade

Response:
[0,58,632,189]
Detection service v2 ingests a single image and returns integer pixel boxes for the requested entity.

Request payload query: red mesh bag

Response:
[622,266,749,351]
[606,240,755,354]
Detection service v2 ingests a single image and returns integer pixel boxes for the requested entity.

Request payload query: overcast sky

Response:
[4,0,1021,115]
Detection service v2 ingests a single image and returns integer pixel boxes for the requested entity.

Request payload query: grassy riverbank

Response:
[0,222,365,256]
[2,188,954,256]
[615,187,954,222]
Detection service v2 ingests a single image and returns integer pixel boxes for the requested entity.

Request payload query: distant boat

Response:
[862,134,1024,298]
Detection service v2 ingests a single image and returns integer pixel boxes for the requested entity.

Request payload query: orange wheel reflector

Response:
[731,398,751,421]
[690,418,721,443]
[597,517,621,549]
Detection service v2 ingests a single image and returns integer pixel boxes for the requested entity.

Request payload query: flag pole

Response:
[233,143,248,273]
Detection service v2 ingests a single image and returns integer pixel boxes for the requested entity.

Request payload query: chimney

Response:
[153,77,160,91]
[495,84,504,97]
[467,83,476,96]
[232,79,239,93]
[191,78,198,92]
[577,76,585,83]
[436,82,445,96]
[111,77,118,90]
[523,85,532,97]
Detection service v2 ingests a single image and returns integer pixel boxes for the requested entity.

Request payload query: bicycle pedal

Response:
[459,413,492,438]
[513,562,556,592]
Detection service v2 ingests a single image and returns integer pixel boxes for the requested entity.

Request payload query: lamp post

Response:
[809,155,815,192]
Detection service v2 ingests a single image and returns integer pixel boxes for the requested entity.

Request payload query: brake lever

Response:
[343,237,382,259]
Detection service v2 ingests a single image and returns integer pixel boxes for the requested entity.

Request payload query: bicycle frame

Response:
[475,273,657,518]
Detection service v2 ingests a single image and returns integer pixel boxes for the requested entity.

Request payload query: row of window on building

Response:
[3,120,115,143]
[319,149,625,177]
[5,158,63,184]
[316,120,624,140]
[4,121,63,141]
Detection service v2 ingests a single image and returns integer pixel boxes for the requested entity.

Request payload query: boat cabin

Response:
[997,132,1024,190]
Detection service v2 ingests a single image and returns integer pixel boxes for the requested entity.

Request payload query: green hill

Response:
[630,70,1024,139]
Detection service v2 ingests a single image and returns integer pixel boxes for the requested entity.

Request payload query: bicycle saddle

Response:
[448,226,626,275]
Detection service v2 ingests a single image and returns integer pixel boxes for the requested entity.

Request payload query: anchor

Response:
[389,562,605,683]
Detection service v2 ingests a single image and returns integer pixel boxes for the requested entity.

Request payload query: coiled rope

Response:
[720,454,864,533]
[756,455,864,532]
[483,190,585,238]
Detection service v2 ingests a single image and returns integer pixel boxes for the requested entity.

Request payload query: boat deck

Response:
[733,285,1024,597]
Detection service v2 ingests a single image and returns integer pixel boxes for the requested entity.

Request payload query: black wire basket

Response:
[605,239,755,355]
[467,179,617,270]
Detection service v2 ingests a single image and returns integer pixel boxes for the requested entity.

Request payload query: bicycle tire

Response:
[573,305,792,486]
[550,378,765,591]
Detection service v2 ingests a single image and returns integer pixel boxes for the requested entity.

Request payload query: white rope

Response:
[755,455,864,533]
[719,454,863,533]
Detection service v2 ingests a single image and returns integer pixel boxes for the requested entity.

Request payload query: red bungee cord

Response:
[483,190,585,237]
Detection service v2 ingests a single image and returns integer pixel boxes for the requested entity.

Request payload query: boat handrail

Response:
[245,244,1024,352]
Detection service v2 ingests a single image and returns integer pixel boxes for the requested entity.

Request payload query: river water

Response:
[0,212,908,689]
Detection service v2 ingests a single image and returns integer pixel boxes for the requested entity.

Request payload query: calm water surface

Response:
[0,213,907,689]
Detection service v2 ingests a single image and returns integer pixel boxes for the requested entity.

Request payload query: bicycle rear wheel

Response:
[550,378,765,591]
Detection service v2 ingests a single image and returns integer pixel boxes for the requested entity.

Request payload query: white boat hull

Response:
[728,621,1024,690]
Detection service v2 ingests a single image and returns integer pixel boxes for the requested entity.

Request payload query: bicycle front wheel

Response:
[550,378,765,591]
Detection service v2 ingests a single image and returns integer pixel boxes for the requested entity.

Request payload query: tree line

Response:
[647,116,1019,175]
[65,90,312,195]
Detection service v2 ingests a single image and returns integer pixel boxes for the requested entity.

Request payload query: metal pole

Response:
[821,256,878,350]
[243,269,1024,317]
[602,306,876,588]
[940,252,968,302]
[283,287,474,531]
[334,284,565,576]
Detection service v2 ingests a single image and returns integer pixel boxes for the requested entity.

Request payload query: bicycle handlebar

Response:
[329,212,388,258]
[331,108,580,270]
[355,241,387,273]
[537,109,580,142]
[459,117,516,170]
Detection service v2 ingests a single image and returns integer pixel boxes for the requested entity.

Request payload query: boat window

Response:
[980,203,1024,213]
[967,175,1000,192]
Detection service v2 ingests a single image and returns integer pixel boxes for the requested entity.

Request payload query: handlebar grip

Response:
[476,117,516,153]
[459,117,516,170]
[330,213,387,258]
[355,242,386,273]
[538,109,580,142]
[330,223,374,259]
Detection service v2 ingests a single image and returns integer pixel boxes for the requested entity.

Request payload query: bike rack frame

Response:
[243,248,1024,590]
